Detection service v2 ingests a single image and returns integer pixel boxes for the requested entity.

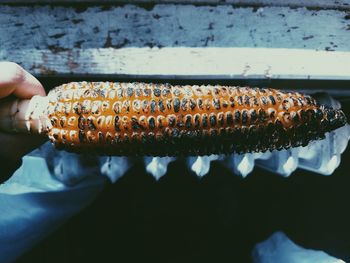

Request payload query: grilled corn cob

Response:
[0,82,347,156]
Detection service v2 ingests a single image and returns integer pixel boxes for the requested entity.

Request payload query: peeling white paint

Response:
[0,5,349,51]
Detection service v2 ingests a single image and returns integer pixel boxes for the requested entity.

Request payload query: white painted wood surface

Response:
[0,0,349,10]
[2,47,350,80]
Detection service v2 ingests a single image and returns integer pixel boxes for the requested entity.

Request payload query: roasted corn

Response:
[0,82,347,156]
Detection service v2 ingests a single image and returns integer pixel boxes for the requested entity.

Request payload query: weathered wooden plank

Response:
[0,5,349,52]
[0,0,350,10]
[1,47,349,81]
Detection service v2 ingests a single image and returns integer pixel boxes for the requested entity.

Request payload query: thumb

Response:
[0,62,46,99]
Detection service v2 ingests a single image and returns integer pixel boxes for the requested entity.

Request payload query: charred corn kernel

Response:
[43,82,347,156]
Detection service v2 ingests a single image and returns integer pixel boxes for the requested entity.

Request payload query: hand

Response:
[0,62,47,183]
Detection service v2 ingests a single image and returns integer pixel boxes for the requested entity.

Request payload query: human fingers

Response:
[0,61,46,99]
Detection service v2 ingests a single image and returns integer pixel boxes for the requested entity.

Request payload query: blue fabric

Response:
[0,154,106,263]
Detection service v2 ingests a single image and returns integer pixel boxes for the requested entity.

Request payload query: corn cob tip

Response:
[319,105,347,133]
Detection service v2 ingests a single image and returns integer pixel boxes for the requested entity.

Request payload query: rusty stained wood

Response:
[0,5,349,52]
[1,47,350,80]
[0,0,350,10]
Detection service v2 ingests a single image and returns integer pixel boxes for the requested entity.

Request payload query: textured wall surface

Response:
[0,0,350,9]
[1,5,349,50]
[1,4,349,77]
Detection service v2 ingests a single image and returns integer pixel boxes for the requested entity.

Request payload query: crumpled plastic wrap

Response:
[32,122,349,185]
[252,232,345,263]
[0,153,106,263]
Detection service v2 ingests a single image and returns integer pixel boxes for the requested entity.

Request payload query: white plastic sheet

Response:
[0,153,107,263]
[252,232,345,263]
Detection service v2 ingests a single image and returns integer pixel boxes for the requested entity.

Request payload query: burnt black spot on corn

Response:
[46,82,347,156]
[234,111,241,122]
[197,99,203,110]
[261,96,268,105]
[51,117,58,127]
[168,115,176,127]
[210,114,217,127]
[158,100,165,112]
[213,99,220,109]
[157,116,164,129]
[218,113,224,126]
[78,130,86,143]
[78,116,86,130]
[148,117,156,129]
[176,115,184,128]
[114,116,120,131]
[127,87,133,97]
[154,87,161,97]
[194,114,200,128]
[73,102,82,115]
[202,114,208,128]
[150,100,156,113]
[250,110,257,123]
[190,99,196,110]
[131,117,140,130]
[87,116,96,130]
[185,115,192,129]
[135,87,142,97]
[181,98,188,111]
[174,98,180,113]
